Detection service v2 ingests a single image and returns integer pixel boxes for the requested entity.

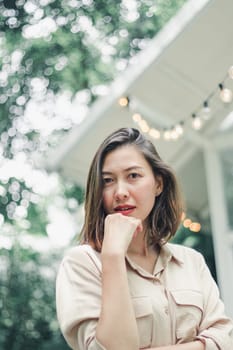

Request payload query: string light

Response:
[174,122,184,136]
[201,100,211,120]
[138,119,150,133]
[183,218,192,228]
[132,113,142,123]
[170,128,179,140]
[219,83,233,103]
[118,65,233,141]
[149,128,160,139]
[191,113,203,130]
[118,96,129,107]
[189,222,201,233]
[163,129,170,140]
[181,213,201,233]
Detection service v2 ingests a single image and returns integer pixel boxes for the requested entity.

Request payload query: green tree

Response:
[0,241,69,349]
[0,0,187,158]
[172,225,217,282]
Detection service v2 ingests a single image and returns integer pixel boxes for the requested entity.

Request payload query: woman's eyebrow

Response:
[101,171,113,175]
[102,166,143,175]
[125,166,143,171]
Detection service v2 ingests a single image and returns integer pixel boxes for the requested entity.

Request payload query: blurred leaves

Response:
[0,0,187,153]
[0,241,69,349]
[172,225,217,282]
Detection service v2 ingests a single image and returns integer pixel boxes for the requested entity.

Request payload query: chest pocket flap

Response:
[170,289,203,311]
[169,290,203,342]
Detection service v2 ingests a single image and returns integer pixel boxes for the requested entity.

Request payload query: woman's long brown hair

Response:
[79,127,184,251]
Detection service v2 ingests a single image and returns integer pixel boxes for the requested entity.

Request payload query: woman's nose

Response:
[114,181,129,201]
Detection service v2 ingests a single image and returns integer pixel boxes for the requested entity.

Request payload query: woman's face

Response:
[101,145,162,225]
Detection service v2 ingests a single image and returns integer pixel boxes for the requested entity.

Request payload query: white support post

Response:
[204,145,233,318]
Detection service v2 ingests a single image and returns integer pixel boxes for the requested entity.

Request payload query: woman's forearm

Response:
[143,340,205,350]
[96,253,139,350]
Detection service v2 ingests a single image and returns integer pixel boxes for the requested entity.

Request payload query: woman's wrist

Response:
[101,250,126,262]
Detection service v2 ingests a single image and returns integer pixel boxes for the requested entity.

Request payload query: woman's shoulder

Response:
[62,244,101,271]
[64,243,97,257]
[166,242,204,261]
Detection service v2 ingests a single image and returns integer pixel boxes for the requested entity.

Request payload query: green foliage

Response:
[172,225,217,281]
[0,0,187,152]
[0,173,82,235]
[0,177,48,232]
[0,241,69,350]
[63,181,85,205]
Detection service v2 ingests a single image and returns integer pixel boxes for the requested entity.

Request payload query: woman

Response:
[56,127,233,350]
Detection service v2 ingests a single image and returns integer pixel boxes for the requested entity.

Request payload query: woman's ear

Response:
[155,176,163,197]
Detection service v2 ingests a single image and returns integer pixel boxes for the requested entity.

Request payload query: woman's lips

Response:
[114,205,136,215]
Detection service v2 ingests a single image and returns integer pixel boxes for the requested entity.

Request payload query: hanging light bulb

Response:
[175,122,184,136]
[132,113,142,123]
[183,218,192,228]
[163,129,171,140]
[189,222,201,233]
[219,83,233,103]
[149,128,160,139]
[192,113,203,130]
[170,128,179,140]
[201,101,211,120]
[138,119,149,133]
[228,66,233,79]
[118,96,129,107]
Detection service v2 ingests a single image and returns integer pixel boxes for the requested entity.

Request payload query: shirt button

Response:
[153,278,160,284]
[164,307,169,314]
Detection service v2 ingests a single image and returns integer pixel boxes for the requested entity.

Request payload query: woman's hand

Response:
[96,213,142,350]
[101,213,142,257]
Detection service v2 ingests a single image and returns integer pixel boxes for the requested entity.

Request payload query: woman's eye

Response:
[129,173,140,179]
[102,178,113,185]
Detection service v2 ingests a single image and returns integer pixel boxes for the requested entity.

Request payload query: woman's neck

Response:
[128,228,153,257]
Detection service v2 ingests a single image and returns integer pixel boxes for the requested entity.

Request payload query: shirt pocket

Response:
[132,296,153,349]
[170,290,203,342]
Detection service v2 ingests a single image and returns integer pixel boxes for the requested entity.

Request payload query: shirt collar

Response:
[160,243,184,266]
[126,242,183,278]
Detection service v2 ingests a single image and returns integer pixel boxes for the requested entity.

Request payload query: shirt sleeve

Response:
[195,253,233,349]
[56,246,106,350]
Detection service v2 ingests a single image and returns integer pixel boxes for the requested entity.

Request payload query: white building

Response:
[46,0,233,317]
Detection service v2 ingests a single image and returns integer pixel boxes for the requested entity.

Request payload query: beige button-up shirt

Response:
[56,243,233,350]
